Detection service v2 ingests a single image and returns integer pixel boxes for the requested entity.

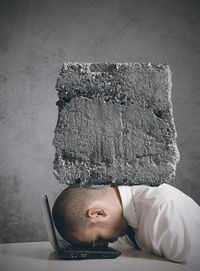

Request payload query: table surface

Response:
[0,241,193,271]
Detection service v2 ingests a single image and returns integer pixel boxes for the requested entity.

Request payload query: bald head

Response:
[52,187,108,241]
[52,186,127,246]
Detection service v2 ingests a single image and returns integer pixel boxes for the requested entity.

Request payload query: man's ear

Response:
[86,208,107,222]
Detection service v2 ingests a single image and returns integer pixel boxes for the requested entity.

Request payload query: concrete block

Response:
[53,63,180,186]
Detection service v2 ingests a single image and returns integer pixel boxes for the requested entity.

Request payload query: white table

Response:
[0,241,192,271]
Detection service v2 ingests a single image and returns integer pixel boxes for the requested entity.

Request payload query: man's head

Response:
[52,186,128,247]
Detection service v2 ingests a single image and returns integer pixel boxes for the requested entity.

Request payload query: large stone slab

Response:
[53,63,180,186]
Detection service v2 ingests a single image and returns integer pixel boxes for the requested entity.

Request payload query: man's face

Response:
[69,213,128,247]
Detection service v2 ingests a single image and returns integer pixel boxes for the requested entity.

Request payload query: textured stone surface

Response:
[53,63,180,186]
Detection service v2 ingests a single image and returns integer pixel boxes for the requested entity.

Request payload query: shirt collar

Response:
[117,186,138,229]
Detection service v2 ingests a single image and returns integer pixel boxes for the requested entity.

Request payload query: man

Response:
[52,184,200,266]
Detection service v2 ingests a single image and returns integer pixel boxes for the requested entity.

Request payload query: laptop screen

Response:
[41,195,62,253]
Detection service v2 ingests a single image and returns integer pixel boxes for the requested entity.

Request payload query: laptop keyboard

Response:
[58,238,115,251]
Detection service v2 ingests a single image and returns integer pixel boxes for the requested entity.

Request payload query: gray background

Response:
[0,0,199,243]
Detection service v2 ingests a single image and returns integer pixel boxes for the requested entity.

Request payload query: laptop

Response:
[41,195,121,260]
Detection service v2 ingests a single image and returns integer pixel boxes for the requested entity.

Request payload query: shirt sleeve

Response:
[149,200,191,263]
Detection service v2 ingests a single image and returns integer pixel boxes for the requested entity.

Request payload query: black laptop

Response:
[41,195,121,260]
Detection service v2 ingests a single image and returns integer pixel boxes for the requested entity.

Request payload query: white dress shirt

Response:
[118,184,200,266]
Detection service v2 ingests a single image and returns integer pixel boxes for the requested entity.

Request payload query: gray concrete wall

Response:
[0,0,199,243]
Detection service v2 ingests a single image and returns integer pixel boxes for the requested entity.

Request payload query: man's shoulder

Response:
[118,183,196,208]
[131,184,184,208]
